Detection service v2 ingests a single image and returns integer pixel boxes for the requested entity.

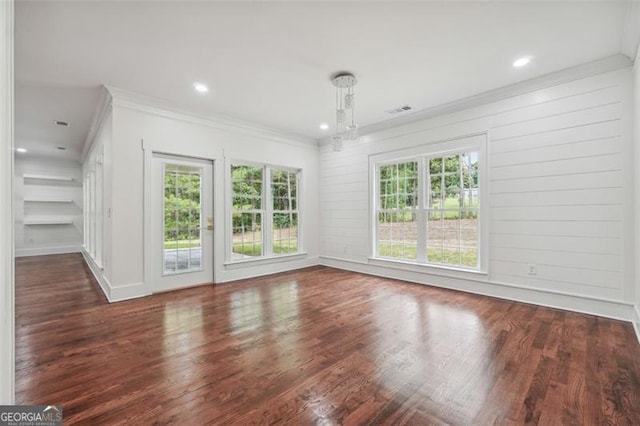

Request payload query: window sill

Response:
[368,257,488,279]
[224,252,308,269]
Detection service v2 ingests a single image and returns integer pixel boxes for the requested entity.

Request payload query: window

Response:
[163,164,202,274]
[230,163,301,261]
[271,169,299,255]
[231,165,263,259]
[373,135,484,271]
[83,150,103,267]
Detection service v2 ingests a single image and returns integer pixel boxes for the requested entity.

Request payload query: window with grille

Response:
[271,169,299,255]
[230,163,301,261]
[373,136,484,271]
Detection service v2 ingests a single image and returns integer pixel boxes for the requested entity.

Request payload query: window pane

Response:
[426,216,443,263]
[232,165,262,210]
[377,211,417,261]
[378,161,418,209]
[271,169,298,211]
[273,213,298,255]
[271,169,300,255]
[460,212,479,267]
[232,212,263,259]
[461,151,479,208]
[163,164,202,274]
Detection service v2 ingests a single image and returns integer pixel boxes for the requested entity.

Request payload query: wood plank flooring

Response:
[15,253,640,425]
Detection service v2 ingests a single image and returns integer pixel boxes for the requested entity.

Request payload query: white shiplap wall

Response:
[319,67,635,318]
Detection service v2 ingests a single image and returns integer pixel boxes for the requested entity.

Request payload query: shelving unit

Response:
[21,171,79,227]
[15,159,84,257]
[24,198,74,203]
[23,173,74,182]
[24,217,74,225]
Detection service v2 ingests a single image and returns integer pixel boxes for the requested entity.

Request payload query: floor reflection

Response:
[370,290,492,422]
[161,301,204,385]
[229,288,264,334]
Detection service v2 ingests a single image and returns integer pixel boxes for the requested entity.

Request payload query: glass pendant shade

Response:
[345,93,354,109]
[331,73,358,149]
[345,124,358,140]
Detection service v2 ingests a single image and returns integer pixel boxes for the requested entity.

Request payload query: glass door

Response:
[151,154,213,292]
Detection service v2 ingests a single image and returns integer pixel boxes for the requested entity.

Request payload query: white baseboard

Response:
[218,255,321,283]
[81,250,150,303]
[633,305,640,345]
[16,245,81,257]
[110,282,149,302]
[81,250,112,302]
[319,256,635,323]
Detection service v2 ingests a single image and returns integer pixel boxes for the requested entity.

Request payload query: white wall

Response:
[81,107,112,297]
[85,93,319,301]
[320,66,636,320]
[0,0,14,405]
[14,157,83,256]
[634,50,640,338]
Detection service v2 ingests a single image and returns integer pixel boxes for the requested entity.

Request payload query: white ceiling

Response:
[14,1,635,160]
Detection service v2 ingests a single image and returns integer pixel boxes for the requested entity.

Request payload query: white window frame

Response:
[83,149,104,268]
[226,160,303,264]
[369,133,488,274]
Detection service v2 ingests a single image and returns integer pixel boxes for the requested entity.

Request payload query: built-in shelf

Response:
[24,217,73,225]
[24,198,74,203]
[23,173,74,182]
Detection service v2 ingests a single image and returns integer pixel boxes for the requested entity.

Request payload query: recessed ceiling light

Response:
[193,82,209,93]
[513,57,531,68]
[16,148,27,153]
[319,123,329,130]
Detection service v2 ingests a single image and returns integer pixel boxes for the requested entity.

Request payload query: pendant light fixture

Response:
[331,72,358,152]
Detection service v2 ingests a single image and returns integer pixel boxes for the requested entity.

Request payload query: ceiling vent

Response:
[53,120,70,127]
[385,105,413,115]
[56,147,66,151]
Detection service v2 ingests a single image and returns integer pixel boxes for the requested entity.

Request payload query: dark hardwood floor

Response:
[15,254,640,425]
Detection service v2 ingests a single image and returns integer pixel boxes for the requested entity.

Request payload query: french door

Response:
[150,153,214,292]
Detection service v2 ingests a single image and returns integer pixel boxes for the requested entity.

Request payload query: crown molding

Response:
[622,1,640,62]
[80,85,112,162]
[320,54,632,146]
[104,85,317,150]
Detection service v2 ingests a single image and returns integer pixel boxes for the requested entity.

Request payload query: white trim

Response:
[82,250,149,303]
[106,85,317,150]
[15,245,82,257]
[0,0,14,405]
[319,256,635,323]
[320,54,632,145]
[82,249,112,302]
[368,257,488,278]
[633,305,640,346]
[622,2,640,61]
[218,255,320,283]
[110,282,149,302]
[224,252,308,269]
[81,86,113,162]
